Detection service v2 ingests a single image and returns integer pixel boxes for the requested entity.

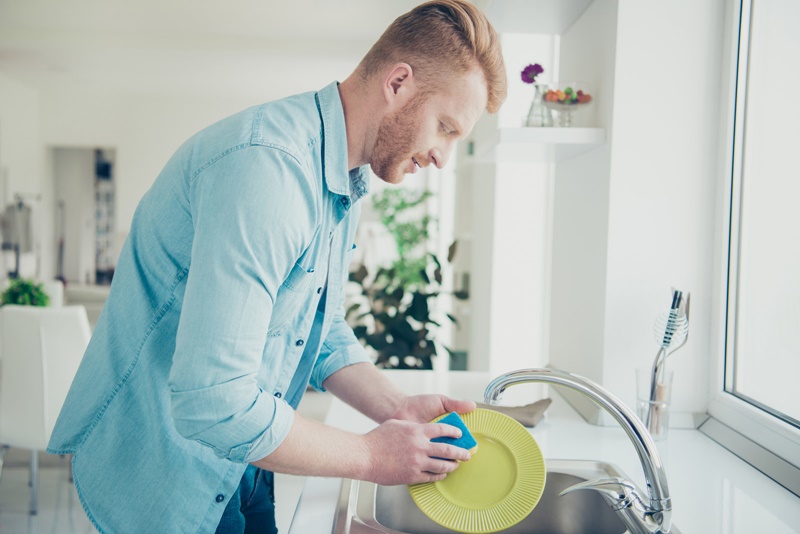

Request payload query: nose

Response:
[428,147,450,169]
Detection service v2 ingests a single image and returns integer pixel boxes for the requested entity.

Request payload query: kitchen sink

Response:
[332,459,682,534]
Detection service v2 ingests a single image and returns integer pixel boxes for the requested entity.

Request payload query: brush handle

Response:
[645,371,671,437]
[652,383,669,433]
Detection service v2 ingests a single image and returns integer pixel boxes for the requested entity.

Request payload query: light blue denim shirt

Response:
[48,82,372,533]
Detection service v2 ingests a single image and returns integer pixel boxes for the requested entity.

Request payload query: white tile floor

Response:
[0,391,333,534]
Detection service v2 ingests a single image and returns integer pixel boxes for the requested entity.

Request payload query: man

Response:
[48,1,507,532]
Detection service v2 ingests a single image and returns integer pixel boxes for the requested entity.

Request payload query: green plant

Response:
[370,188,434,290]
[346,189,465,370]
[1,278,50,306]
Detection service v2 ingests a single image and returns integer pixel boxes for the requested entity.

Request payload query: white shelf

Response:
[472,127,606,163]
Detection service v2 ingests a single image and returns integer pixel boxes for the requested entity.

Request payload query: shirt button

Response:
[317,287,322,294]
[216,494,225,503]
[295,339,304,347]
[274,392,282,398]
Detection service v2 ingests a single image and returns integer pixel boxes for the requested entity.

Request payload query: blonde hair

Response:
[358,0,507,113]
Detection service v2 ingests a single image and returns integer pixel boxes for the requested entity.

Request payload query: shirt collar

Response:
[316,81,370,202]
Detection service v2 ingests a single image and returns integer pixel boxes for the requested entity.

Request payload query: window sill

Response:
[705,392,800,498]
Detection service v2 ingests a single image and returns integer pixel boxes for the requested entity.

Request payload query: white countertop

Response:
[289,371,800,534]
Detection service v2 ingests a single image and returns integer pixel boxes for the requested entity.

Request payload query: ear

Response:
[381,63,416,109]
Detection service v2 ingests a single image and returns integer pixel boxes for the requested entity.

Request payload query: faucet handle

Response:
[560,478,669,534]
[559,477,643,508]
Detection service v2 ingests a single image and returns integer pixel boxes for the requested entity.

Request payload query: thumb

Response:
[441,397,477,415]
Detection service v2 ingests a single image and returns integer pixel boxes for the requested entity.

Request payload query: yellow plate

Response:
[409,408,546,533]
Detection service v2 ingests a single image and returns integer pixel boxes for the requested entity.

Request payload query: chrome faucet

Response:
[484,368,672,534]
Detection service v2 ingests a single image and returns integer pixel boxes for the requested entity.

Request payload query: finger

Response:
[422,457,462,475]
[428,443,471,462]
[442,397,477,414]
[423,422,462,440]
[415,472,448,484]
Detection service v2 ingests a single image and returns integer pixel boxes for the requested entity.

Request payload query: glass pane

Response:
[729,0,800,426]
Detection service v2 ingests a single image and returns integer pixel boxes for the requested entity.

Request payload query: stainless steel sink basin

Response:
[332,459,682,534]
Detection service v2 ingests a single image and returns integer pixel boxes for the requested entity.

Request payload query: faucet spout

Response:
[484,368,672,534]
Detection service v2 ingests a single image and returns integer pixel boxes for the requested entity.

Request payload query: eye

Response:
[439,119,462,137]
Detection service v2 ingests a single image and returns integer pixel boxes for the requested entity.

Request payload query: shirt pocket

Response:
[267,262,314,337]
[281,261,314,293]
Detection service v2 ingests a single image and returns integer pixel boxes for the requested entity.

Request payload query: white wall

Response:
[605,0,724,422]
[486,159,551,376]
[550,0,725,425]
[0,74,41,206]
[52,148,96,284]
[0,72,51,281]
[1,76,265,279]
[39,88,262,244]
[453,33,557,380]
[549,0,618,419]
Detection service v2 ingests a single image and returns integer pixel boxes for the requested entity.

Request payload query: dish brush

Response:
[645,288,690,433]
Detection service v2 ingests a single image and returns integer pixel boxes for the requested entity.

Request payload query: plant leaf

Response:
[349,264,369,285]
[447,241,458,263]
[352,325,368,339]
[408,292,429,322]
[419,268,430,284]
[345,303,361,320]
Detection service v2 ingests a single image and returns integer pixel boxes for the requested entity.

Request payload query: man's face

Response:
[370,68,488,184]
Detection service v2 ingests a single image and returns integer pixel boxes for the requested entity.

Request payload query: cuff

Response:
[242,397,296,463]
[311,343,372,392]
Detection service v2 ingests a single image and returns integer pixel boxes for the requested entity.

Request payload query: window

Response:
[725,0,800,428]
[703,0,800,497]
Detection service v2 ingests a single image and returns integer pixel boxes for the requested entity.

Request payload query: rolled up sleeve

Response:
[168,145,314,463]
[310,314,371,392]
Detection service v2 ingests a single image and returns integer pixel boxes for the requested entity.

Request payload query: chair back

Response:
[0,305,91,450]
[42,279,65,307]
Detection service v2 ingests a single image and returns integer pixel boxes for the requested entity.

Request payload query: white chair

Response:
[41,279,65,307]
[0,305,91,514]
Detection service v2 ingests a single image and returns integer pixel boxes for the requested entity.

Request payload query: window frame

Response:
[702,0,800,497]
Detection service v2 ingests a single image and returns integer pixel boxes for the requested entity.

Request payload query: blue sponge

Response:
[431,412,478,453]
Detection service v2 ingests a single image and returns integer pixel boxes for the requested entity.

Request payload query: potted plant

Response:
[1,278,50,307]
[346,189,466,370]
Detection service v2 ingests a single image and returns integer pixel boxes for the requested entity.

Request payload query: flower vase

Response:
[525,84,552,127]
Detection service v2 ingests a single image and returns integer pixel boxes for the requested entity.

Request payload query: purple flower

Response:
[521,63,544,84]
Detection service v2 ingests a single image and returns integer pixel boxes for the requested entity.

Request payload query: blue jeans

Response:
[215,465,278,534]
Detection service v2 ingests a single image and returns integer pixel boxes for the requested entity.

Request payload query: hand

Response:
[362,419,472,485]
[388,394,476,424]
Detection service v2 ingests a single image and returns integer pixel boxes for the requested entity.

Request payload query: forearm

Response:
[263,364,477,485]
[251,412,369,479]
[252,408,471,486]
[321,362,407,423]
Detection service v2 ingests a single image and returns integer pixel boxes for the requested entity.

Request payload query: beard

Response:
[370,94,426,184]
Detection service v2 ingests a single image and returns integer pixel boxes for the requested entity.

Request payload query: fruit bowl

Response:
[543,82,593,127]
